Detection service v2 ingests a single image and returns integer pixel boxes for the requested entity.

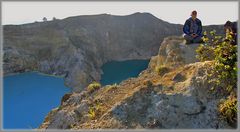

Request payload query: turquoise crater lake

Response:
[3,72,70,129]
[100,59,150,85]
[3,59,149,129]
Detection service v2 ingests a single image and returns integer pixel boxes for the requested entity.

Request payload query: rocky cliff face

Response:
[3,13,180,91]
[3,13,223,91]
[39,36,233,129]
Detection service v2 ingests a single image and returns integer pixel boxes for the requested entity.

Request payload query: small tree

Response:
[52,17,57,21]
[43,17,47,22]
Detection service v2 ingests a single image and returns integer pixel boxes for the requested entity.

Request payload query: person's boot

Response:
[185,40,193,45]
[192,39,203,44]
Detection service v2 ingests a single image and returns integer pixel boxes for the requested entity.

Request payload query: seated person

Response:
[183,10,203,44]
[224,20,237,45]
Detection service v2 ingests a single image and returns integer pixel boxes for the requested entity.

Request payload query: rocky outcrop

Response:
[39,36,233,129]
[3,12,224,91]
[148,36,201,69]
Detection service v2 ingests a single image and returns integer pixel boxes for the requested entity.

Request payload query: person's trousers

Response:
[184,34,202,43]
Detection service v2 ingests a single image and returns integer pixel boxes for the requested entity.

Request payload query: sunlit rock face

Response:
[40,36,232,129]
[148,36,201,70]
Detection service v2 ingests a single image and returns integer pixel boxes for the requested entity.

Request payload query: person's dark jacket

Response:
[231,22,237,44]
[226,21,238,44]
[231,22,237,34]
[183,17,203,37]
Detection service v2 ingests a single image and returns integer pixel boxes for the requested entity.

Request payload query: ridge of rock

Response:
[39,36,232,129]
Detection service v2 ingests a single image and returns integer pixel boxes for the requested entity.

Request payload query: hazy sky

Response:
[2,1,238,26]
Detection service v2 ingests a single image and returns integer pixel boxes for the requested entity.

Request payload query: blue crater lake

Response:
[3,59,149,129]
[100,59,150,85]
[3,72,71,129]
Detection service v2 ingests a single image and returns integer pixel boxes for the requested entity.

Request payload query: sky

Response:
[2,1,239,26]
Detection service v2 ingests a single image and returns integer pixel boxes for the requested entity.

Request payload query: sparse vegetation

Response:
[155,65,169,76]
[88,100,103,120]
[196,30,237,125]
[196,44,215,61]
[88,106,96,119]
[218,94,237,126]
[197,30,237,94]
[87,82,101,93]
[196,30,223,61]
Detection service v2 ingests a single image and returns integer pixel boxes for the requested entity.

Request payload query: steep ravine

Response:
[39,36,232,129]
[3,12,224,91]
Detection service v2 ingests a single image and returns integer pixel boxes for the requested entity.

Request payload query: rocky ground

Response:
[39,36,232,129]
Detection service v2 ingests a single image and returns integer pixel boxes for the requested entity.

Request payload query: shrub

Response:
[218,94,237,126]
[196,30,237,126]
[196,30,223,61]
[88,100,102,120]
[212,41,237,93]
[88,106,96,119]
[196,30,237,94]
[87,82,101,93]
[155,65,169,76]
[196,44,215,61]
[95,100,102,111]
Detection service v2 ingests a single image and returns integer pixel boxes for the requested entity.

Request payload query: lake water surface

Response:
[100,59,150,85]
[3,59,149,129]
[3,72,70,129]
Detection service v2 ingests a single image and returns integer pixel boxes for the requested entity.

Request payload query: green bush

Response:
[196,30,237,125]
[196,30,237,94]
[88,100,102,120]
[196,44,215,61]
[218,94,237,126]
[213,41,237,93]
[87,82,101,93]
[88,106,96,119]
